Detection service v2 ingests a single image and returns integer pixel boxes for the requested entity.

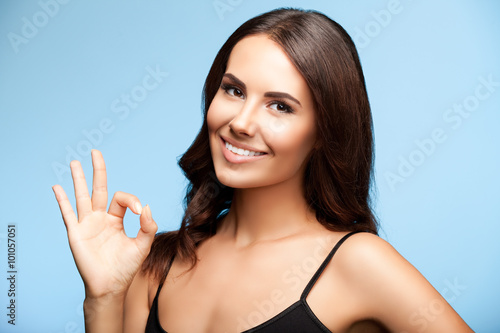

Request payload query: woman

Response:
[52,8,473,332]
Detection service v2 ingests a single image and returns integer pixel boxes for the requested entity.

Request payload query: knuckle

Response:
[93,185,107,192]
[112,191,138,204]
[113,191,124,197]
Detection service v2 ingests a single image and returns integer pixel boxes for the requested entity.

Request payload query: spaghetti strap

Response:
[147,231,366,333]
[151,252,176,305]
[154,282,164,300]
[145,254,176,333]
[300,230,364,300]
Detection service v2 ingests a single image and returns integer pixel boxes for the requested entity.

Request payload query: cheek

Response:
[271,121,316,161]
[206,105,218,134]
[207,105,220,162]
[207,95,231,134]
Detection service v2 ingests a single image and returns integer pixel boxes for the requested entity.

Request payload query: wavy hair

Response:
[142,7,378,284]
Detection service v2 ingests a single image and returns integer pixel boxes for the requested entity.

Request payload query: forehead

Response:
[225,34,312,98]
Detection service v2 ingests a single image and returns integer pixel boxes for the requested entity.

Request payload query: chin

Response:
[214,170,285,190]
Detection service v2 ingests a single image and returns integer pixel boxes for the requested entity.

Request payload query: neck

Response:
[217,177,318,247]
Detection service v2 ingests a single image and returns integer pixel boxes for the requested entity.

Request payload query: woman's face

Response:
[207,34,317,189]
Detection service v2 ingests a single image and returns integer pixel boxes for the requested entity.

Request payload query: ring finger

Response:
[91,150,108,212]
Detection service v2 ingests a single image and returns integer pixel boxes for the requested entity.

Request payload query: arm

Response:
[337,233,473,332]
[83,293,126,333]
[123,269,153,332]
[83,255,153,333]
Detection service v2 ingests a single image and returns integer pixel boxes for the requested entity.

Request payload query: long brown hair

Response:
[142,7,378,284]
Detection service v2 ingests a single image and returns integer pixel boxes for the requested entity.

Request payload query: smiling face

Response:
[207,34,317,189]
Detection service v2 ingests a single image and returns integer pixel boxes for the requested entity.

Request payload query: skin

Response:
[53,35,473,332]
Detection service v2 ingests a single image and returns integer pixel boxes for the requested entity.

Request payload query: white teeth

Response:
[225,141,264,156]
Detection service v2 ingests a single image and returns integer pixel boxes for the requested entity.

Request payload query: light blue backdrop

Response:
[0,0,498,332]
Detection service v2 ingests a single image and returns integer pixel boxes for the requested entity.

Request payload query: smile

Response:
[225,141,265,156]
[219,137,268,164]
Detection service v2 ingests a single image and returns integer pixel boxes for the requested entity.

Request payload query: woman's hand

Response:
[52,149,157,299]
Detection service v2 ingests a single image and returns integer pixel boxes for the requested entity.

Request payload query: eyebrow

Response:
[222,73,302,107]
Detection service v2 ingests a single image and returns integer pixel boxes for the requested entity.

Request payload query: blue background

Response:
[1,0,499,332]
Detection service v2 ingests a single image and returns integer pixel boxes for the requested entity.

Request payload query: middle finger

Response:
[91,150,108,212]
[70,160,93,220]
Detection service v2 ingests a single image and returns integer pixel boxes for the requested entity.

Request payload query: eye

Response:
[269,101,294,114]
[221,83,244,99]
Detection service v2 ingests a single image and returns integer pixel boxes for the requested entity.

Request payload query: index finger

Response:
[91,149,108,212]
[52,184,78,229]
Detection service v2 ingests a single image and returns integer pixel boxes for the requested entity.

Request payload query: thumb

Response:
[135,204,158,254]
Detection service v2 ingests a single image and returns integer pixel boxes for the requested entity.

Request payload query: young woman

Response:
[52,8,473,333]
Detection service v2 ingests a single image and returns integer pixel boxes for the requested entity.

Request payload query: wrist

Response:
[84,281,129,301]
[84,290,126,306]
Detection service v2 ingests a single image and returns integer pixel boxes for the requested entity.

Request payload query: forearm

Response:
[83,293,125,333]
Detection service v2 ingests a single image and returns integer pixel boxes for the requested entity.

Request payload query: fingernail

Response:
[135,202,143,215]
[145,204,152,221]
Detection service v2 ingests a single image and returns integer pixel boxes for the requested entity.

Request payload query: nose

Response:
[228,99,260,137]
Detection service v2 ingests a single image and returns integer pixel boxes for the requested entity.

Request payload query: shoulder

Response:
[332,231,432,302]
[335,231,405,273]
[327,231,418,300]
[328,231,473,331]
[312,230,425,290]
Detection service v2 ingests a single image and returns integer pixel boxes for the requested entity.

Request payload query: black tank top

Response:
[145,231,362,333]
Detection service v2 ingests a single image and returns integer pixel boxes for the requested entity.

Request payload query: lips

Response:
[225,141,265,156]
[221,135,267,154]
[219,136,268,164]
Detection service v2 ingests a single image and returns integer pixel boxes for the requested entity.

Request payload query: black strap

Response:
[153,282,164,302]
[152,252,177,305]
[300,230,364,300]
[153,232,363,303]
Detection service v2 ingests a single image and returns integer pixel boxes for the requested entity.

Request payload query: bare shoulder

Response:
[328,232,416,303]
[334,231,408,275]
[331,231,473,332]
